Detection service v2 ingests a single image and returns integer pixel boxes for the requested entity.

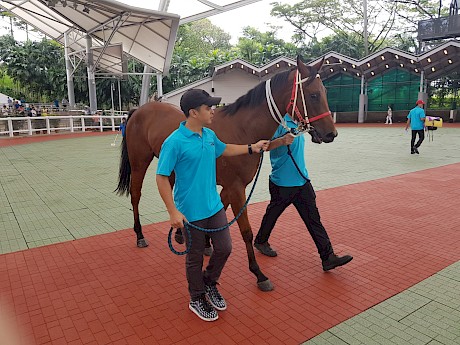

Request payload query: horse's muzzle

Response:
[309,129,337,144]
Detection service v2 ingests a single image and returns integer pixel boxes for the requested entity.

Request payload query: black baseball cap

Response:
[180,89,221,116]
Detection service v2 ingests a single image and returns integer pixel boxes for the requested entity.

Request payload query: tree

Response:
[235,26,298,65]
[175,19,232,54]
[270,0,451,56]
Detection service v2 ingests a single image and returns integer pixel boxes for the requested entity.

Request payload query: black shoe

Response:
[205,283,227,311]
[254,242,277,257]
[414,147,419,154]
[411,149,415,154]
[189,295,218,321]
[322,253,353,271]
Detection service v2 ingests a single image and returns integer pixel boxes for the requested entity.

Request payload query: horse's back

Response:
[127,101,185,157]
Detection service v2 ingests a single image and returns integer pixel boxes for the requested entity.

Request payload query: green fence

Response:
[324,69,421,112]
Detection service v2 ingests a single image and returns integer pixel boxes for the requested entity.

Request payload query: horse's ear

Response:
[313,58,325,73]
[296,55,321,77]
[296,55,310,76]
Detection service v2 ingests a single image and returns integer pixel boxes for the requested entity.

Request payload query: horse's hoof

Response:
[257,279,274,291]
[137,238,149,248]
[204,246,213,256]
[175,231,184,244]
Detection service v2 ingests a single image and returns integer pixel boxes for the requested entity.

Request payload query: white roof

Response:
[0,0,180,74]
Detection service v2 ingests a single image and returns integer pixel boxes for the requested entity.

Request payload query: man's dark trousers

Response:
[255,180,333,260]
[411,129,425,149]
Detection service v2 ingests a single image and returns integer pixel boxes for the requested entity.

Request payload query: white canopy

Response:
[0,0,180,74]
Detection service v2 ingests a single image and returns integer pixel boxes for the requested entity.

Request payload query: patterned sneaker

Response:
[189,295,218,321]
[205,283,227,311]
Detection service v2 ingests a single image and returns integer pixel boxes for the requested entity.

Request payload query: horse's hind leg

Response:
[226,186,273,291]
[131,164,149,248]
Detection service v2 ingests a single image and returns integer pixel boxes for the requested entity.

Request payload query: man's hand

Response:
[169,209,187,229]
[252,140,270,153]
[281,133,295,146]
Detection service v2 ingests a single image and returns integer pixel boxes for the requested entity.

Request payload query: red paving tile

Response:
[1,162,460,344]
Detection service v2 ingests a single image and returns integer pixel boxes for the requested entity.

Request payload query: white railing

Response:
[0,114,127,137]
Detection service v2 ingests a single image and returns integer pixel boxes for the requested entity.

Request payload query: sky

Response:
[120,0,301,44]
[0,0,300,44]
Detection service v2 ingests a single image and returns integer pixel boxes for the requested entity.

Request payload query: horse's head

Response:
[287,56,337,144]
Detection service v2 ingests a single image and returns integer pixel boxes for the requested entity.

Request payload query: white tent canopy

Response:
[0,0,180,74]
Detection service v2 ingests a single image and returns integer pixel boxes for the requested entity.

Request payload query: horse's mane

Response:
[221,67,294,116]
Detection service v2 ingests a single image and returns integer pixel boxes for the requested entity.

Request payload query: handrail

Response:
[0,115,127,137]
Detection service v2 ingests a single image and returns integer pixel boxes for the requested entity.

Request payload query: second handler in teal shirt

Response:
[254,114,353,272]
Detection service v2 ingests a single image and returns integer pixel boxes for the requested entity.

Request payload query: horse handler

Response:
[156,89,269,322]
[254,114,353,271]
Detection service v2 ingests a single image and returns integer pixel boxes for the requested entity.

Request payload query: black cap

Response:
[180,89,222,116]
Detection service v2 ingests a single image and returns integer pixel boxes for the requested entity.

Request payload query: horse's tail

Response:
[115,109,136,196]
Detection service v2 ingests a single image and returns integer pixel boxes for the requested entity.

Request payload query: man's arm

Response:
[156,174,186,228]
[405,118,411,131]
[222,140,270,156]
[267,133,295,151]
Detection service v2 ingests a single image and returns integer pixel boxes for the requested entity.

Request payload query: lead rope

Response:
[168,152,265,255]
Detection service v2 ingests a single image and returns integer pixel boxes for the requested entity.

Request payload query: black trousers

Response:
[255,180,333,261]
[411,129,425,149]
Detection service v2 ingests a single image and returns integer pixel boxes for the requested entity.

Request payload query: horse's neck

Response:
[215,104,280,142]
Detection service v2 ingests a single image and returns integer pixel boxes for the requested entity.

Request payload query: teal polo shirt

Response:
[407,106,426,130]
[270,115,309,187]
[156,121,226,222]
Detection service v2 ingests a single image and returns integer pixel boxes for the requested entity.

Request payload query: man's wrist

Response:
[248,144,253,154]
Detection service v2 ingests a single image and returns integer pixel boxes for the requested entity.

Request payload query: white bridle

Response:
[265,70,320,136]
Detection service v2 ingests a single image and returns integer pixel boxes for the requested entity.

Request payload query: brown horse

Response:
[116,56,337,291]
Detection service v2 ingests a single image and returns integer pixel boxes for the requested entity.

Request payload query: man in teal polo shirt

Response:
[405,99,426,154]
[254,114,353,272]
[156,89,269,322]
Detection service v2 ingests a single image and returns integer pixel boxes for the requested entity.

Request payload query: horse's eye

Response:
[310,93,319,100]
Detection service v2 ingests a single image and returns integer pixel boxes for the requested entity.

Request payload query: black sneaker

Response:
[254,242,277,257]
[189,295,218,321]
[322,253,353,271]
[414,147,419,154]
[411,149,415,154]
[205,283,227,311]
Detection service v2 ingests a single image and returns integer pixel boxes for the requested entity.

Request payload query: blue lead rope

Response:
[168,152,265,255]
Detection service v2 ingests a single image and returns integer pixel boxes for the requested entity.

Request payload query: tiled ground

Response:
[1,126,460,254]
[1,126,460,345]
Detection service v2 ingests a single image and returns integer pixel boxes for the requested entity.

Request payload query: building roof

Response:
[311,40,460,81]
[209,40,460,82]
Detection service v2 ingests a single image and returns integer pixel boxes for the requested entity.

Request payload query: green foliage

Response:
[235,26,298,65]
[271,0,451,56]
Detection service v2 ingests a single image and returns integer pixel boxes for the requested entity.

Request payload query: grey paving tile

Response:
[399,301,460,341]
[409,272,460,311]
[373,290,431,321]
[301,331,350,345]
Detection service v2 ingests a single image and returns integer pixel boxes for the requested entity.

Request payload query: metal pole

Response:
[86,35,98,113]
[111,82,115,116]
[118,79,122,112]
[64,32,76,107]
[156,73,163,98]
[364,0,368,56]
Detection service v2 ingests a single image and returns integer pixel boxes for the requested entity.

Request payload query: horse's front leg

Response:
[228,187,273,291]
